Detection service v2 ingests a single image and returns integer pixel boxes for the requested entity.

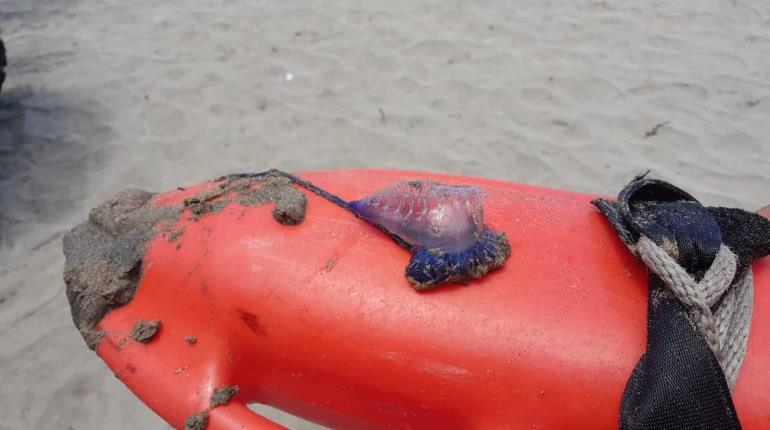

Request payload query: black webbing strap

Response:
[593,176,770,430]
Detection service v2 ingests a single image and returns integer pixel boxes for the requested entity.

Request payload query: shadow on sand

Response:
[0,87,107,247]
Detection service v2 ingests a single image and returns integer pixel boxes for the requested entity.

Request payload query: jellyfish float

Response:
[225,170,511,290]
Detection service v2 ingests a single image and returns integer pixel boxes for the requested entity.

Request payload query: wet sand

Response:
[1,1,769,429]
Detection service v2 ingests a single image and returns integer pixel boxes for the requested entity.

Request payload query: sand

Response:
[1,0,769,429]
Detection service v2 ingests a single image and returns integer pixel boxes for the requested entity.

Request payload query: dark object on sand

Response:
[0,38,6,94]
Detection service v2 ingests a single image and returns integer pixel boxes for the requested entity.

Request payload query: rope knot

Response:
[636,235,752,389]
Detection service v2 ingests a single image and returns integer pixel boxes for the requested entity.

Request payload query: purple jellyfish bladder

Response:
[223,171,511,290]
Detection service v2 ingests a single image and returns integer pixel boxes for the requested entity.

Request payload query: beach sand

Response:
[1,0,769,428]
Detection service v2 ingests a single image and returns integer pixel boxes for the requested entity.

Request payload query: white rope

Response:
[636,236,752,389]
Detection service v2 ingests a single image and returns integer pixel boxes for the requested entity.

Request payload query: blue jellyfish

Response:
[224,171,511,290]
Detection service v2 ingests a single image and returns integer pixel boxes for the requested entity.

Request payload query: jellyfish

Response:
[224,170,511,290]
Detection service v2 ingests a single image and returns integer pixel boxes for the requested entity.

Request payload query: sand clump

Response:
[62,175,306,349]
[62,189,176,349]
[183,412,209,430]
[130,320,161,343]
[183,175,306,224]
[210,385,239,408]
[179,385,240,430]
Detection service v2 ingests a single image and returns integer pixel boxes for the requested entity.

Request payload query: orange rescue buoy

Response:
[63,170,770,429]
